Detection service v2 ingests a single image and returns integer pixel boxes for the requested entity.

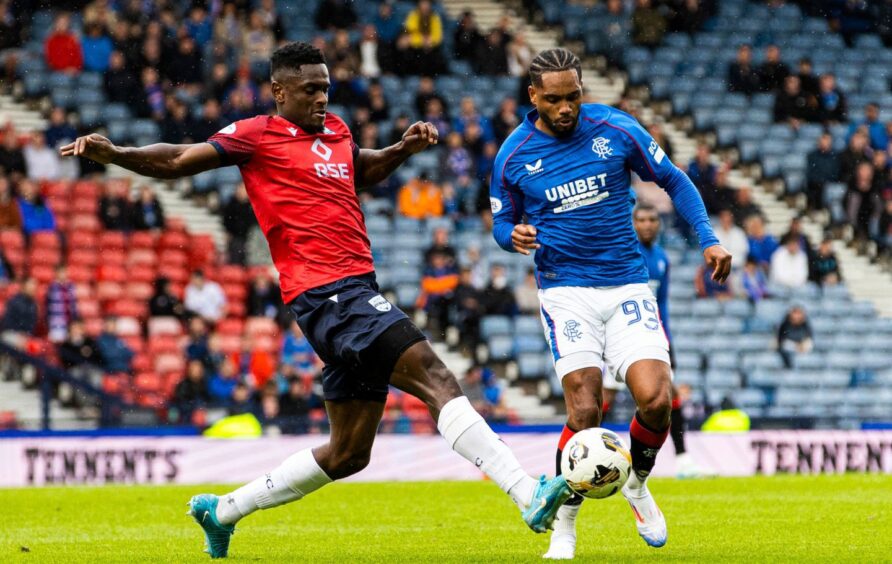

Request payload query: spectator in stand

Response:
[366,81,390,123]
[22,132,62,180]
[847,161,880,242]
[463,364,508,422]
[0,277,38,342]
[96,316,134,373]
[166,36,203,91]
[670,0,708,34]
[713,209,749,269]
[209,358,241,403]
[728,44,761,95]
[740,255,769,303]
[418,250,459,334]
[58,319,99,369]
[149,276,185,320]
[315,0,357,30]
[222,183,256,266]
[184,269,226,323]
[839,130,871,184]
[253,380,281,426]
[192,99,226,143]
[733,186,762,224]
[44,13,83,74]
[0,177,21,231]
[514,267,539,314]
[184,5,213,48]
[758,44,789,92]
[442,132,474,181]
[398,173,443,219]
[773,75,815,126]
[445,266,479,349]
[632,0,667,48]
[404,0,447,75]
[601,0,631,67]
[185,316,210,364]
[0,129,27,180]
[782,215,814,258]
[793,58,818,97]
[816,73,847,124]
[769,234,809,289]
[414,76,449,120]
[103,51,140,106]
[374,2,402,72]
[482,264,517,316]
[812,238,842,285]
[423,98,451,138]
[744,214,779,270]
[453,97,494,142]
[279,377,322,434]
[453,10,483,62]
[243,10,275,70]
[507,31,533,77]
[848,103,888,151]
[0,0,22,52]
[877,198,892,258]
[424,227,457,265]
[247,272,283,320]
[805,133,840,212]
[492,97,520,144]
[139,67,165,121]
[45,265,78,343]
[475,29,509,75]
[237,334,276,389]
[358,24,381,79]
[0,250,12,284]
[228,382,253,415]
[694,260,733,300]
[44,107,77,151]
[687,144,718,210]
[81,22,113,72]
[777,305,813,368]
[98,179,132,231]
[160,99,195,144]
[16,179,56,236]
[132,185,165,230]
[174,359,211,421]
[281,321,320,378]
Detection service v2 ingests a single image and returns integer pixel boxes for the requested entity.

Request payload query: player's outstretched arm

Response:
[60,133,222,179]
[354,121,438,189]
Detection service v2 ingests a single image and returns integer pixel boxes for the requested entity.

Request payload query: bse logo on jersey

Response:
[591,137,613,159]
[311,138,350,179]
[368,295,392,312]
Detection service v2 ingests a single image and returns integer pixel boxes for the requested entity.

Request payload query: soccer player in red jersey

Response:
[62,42,571,558]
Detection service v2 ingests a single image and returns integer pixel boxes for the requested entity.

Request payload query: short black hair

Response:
[270,42,325,77]
[633,203,658,217]
[529,48,581,87]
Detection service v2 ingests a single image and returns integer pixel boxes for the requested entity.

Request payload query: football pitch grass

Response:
[1,475,890,562]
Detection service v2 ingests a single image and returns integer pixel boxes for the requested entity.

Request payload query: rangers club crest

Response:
[591,136,612,159]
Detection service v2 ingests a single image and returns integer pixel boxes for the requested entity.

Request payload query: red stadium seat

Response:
[132,353,152,373]
[68,230,99,249]
[68,248,99,268]
[158,264,189,284]
[155,353,185,375]
[134,372,162,393]
[129,264,157,283]
[71,197,99,215]
[97,264,127,283]
[46,196,70,217]
[31,231,61,250]
[102,373,129,395]
[84,317,103,336]
[98,231,126,251]
[115,316,142,336]
[72,180,101,200]
[148,316,183,337]
[69,214,100,232]
[223,283,247,302]
[0,229,24,251]
[127,248,158,267]
[160,249,188,267]
[54,216,69,232]
[97,281,123,302]
[77,298,101,319]
[218,334,241,354]
[29,264,55,283]
[159,232,190,251]
[43,180,71,198]
[128,231,156,250]
[253,335,276,352]
[124,281,154,301]
[28,247,61,267]
[148,334,181,354]
[165,217,187,233]
[245,317,278,337]
[162,373,181,398]
[109,299,148,319]
[226,300,246,319]
[216,318,244,336]
[121,334,145,354]
[3,248,24,270]
[105,178,131,194]
[218,265,247,285]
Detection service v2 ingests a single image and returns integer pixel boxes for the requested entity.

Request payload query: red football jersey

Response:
[208,114,374,303]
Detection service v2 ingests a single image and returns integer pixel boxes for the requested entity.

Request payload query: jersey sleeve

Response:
[206,116,267,166]
[612,110,720,251]
[490,140,526,252]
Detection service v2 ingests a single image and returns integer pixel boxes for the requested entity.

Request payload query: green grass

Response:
[1,475,890,562]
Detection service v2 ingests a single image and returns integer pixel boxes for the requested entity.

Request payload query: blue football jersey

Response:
[490,104,718,290]
[639,241,671,343]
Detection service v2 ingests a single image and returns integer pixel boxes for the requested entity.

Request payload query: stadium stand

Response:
[1,0,891,432]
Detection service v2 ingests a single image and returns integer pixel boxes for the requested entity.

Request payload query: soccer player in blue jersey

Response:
[602,204,712,480]
[490,48,731,558]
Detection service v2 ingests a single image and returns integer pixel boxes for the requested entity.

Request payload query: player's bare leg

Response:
[189,400,382,558]
[390,340,570,532]
[545,367,603,559]
[622,359,672,548]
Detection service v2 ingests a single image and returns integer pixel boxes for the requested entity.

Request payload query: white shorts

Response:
[538,284,670,383]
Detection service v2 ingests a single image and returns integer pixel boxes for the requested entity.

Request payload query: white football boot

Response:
[621,481,667,548]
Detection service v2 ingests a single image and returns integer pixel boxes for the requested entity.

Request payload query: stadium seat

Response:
[487,335,514,362]
[480,316,513,340]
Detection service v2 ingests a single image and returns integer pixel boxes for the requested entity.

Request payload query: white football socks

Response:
[624,471,648,495]
[436,396,536,509]
[553,503,580,534]
[215,448,332,525]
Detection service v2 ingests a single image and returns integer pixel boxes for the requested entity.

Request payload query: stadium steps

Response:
[0,378,91,430]
[442,0,623,105]
[0,94,47,131]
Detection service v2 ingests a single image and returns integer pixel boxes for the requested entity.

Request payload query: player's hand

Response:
[59,133,118,164]
[511,224,540,255]
[400,121,439,154]
[704,244,732,283]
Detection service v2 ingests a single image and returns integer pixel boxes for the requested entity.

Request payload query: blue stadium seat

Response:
[517,352,549,379]
[480,316,513,340]
[487,335,515,362]
[394,284,419,309]
[515,315,541,336]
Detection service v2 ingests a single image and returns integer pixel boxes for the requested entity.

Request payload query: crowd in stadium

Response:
[1,0,891,430]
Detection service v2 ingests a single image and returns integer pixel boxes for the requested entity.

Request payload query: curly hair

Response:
[529,48,581,87]
[270,42,326,77]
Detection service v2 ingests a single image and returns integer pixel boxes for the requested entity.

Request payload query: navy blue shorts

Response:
[289,273,427,403]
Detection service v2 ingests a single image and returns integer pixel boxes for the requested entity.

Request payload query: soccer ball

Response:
[560,428,632,499]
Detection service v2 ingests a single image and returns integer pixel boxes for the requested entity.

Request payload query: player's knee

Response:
[638,389,672,428]
[567,402,601,430]
[326,448,372,480]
